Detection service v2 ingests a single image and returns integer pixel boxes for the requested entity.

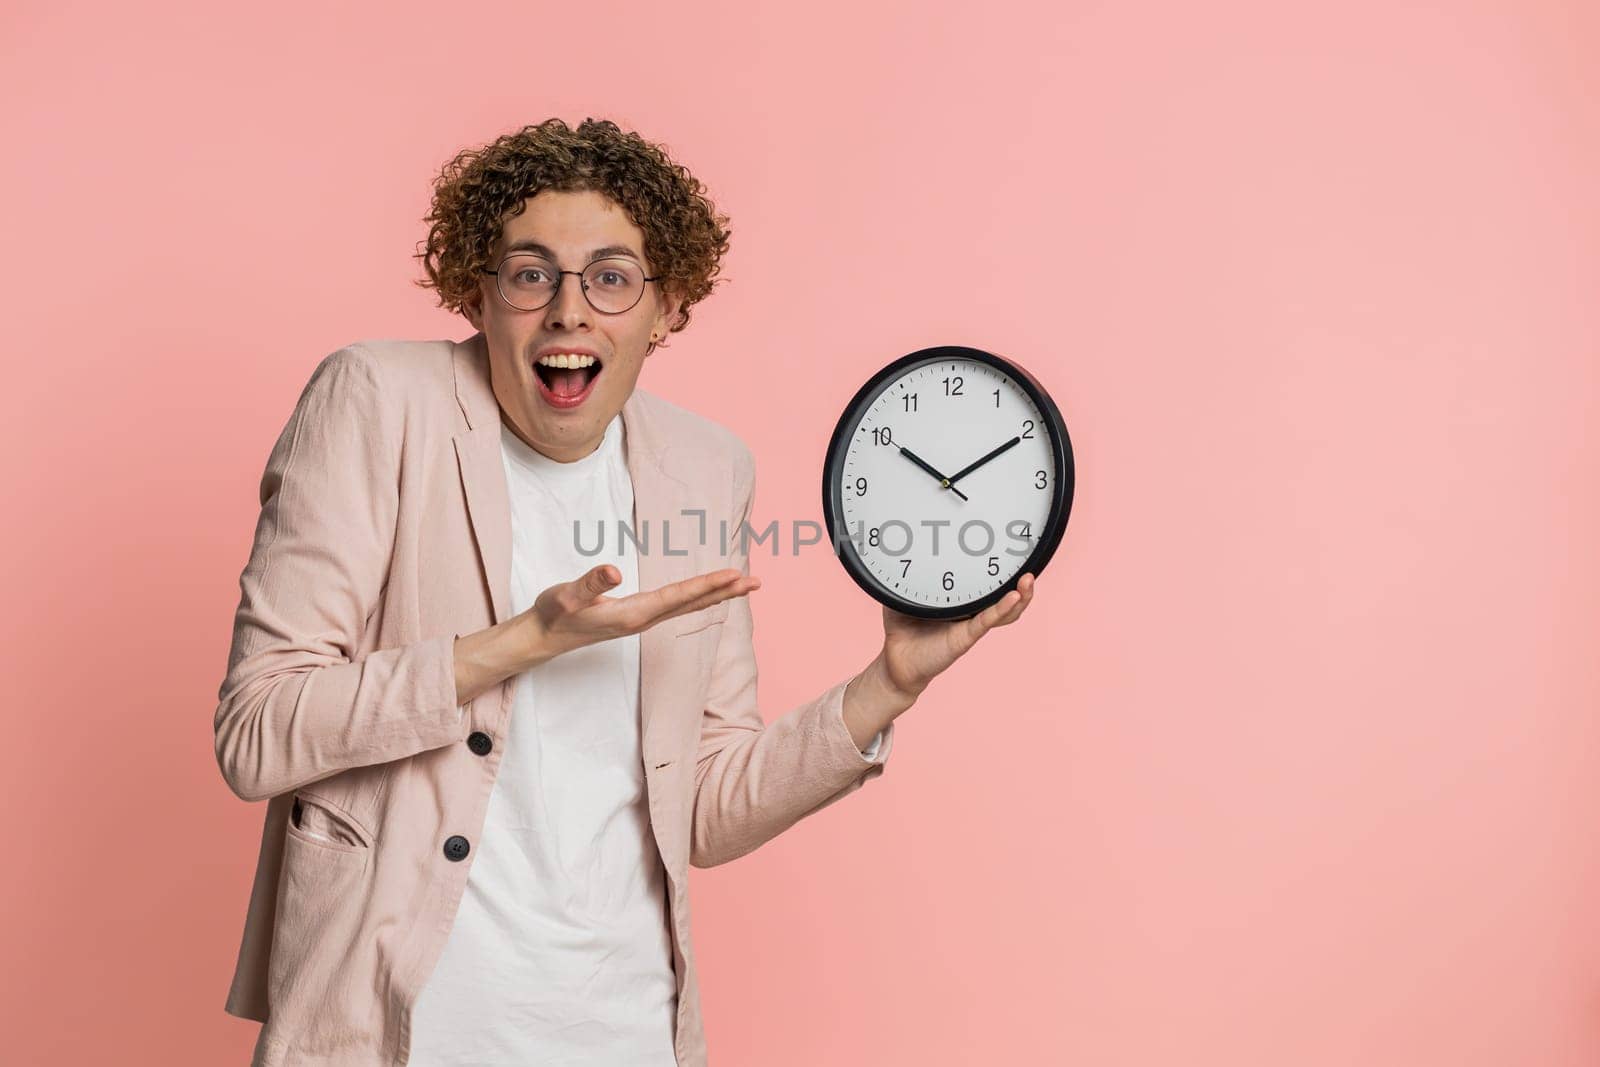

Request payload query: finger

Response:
[991,589,1024,625]
[969,587,1023,638]
[613,569,748,628]
[574,564,622,603]
[996,593,1026,625]
[657,569,745,612]
[629,576,758,633]
[994,574,1035,626]
[651,575,761,626]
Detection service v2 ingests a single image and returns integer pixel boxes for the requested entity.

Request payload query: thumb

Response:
[577,564,619,599]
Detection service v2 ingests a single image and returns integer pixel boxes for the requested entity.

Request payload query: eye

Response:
[594,269,627,288]
[513,267,549,285]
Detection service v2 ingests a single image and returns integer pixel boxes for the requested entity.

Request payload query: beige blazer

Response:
[215,332,894,1066]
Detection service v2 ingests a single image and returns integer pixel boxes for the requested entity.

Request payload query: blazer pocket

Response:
[672,598,729,638]
[269,796,371,1013]
[288,791,372,852]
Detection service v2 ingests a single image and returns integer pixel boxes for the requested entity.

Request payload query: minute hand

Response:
[946,436,1022,486]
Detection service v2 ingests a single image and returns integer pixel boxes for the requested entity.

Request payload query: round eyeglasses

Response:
[481,253,662,315]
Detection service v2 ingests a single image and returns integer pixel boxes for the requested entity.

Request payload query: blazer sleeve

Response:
[689,447,895,868]
[213,346,466,803]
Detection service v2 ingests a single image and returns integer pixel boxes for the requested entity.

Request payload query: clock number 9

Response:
[855,476,867,497]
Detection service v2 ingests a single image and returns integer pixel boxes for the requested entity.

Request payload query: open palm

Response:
[524,564,757,665]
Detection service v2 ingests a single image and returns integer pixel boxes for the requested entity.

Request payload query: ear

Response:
[463,294,484,332]
[651,290,684,347]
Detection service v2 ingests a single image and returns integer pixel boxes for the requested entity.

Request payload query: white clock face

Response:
[833,355,1060,611]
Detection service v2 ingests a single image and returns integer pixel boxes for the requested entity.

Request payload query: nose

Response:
[543,272,594,332]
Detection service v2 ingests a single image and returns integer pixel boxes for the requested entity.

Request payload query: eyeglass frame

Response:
[479,253,664,315]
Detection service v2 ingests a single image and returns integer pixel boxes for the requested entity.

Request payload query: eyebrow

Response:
[501,239,642,263]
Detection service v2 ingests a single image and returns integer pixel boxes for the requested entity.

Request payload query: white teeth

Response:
[536,353,598,368]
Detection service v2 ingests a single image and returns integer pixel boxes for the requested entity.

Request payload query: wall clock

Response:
[821,345,1074,620]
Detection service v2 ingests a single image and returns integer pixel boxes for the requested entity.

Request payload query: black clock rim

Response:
[820,345,1074,621]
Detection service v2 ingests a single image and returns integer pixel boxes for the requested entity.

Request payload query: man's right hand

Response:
[519,564,758,668]
[454,565,757,708]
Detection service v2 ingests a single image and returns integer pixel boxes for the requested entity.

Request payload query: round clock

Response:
[821,345,1074,620]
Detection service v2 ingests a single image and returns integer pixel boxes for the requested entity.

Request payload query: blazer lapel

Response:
[622,388,700,759]
[451,334,513,627]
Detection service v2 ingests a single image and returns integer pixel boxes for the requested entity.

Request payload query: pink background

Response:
[3,2,1597,1064]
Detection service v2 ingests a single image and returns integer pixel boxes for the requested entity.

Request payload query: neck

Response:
[499,409,604,463]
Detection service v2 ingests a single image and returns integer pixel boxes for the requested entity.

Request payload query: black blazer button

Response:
[443,835,470,862]
[467,731,493,756]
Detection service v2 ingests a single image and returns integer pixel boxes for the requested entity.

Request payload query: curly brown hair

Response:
[414,118,732,339]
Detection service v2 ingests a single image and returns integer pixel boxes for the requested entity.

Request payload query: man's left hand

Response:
[877,572,1038,705]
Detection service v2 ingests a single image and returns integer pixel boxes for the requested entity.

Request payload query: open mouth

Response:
[532,353,603,408]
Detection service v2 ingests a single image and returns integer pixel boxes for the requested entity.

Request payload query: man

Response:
[215,117,1036,1066]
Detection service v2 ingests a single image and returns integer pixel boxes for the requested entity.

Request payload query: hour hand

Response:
[946,436,1022,486]
[896,445,970,502]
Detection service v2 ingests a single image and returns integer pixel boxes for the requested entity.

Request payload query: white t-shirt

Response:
[407,412,678,1065]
